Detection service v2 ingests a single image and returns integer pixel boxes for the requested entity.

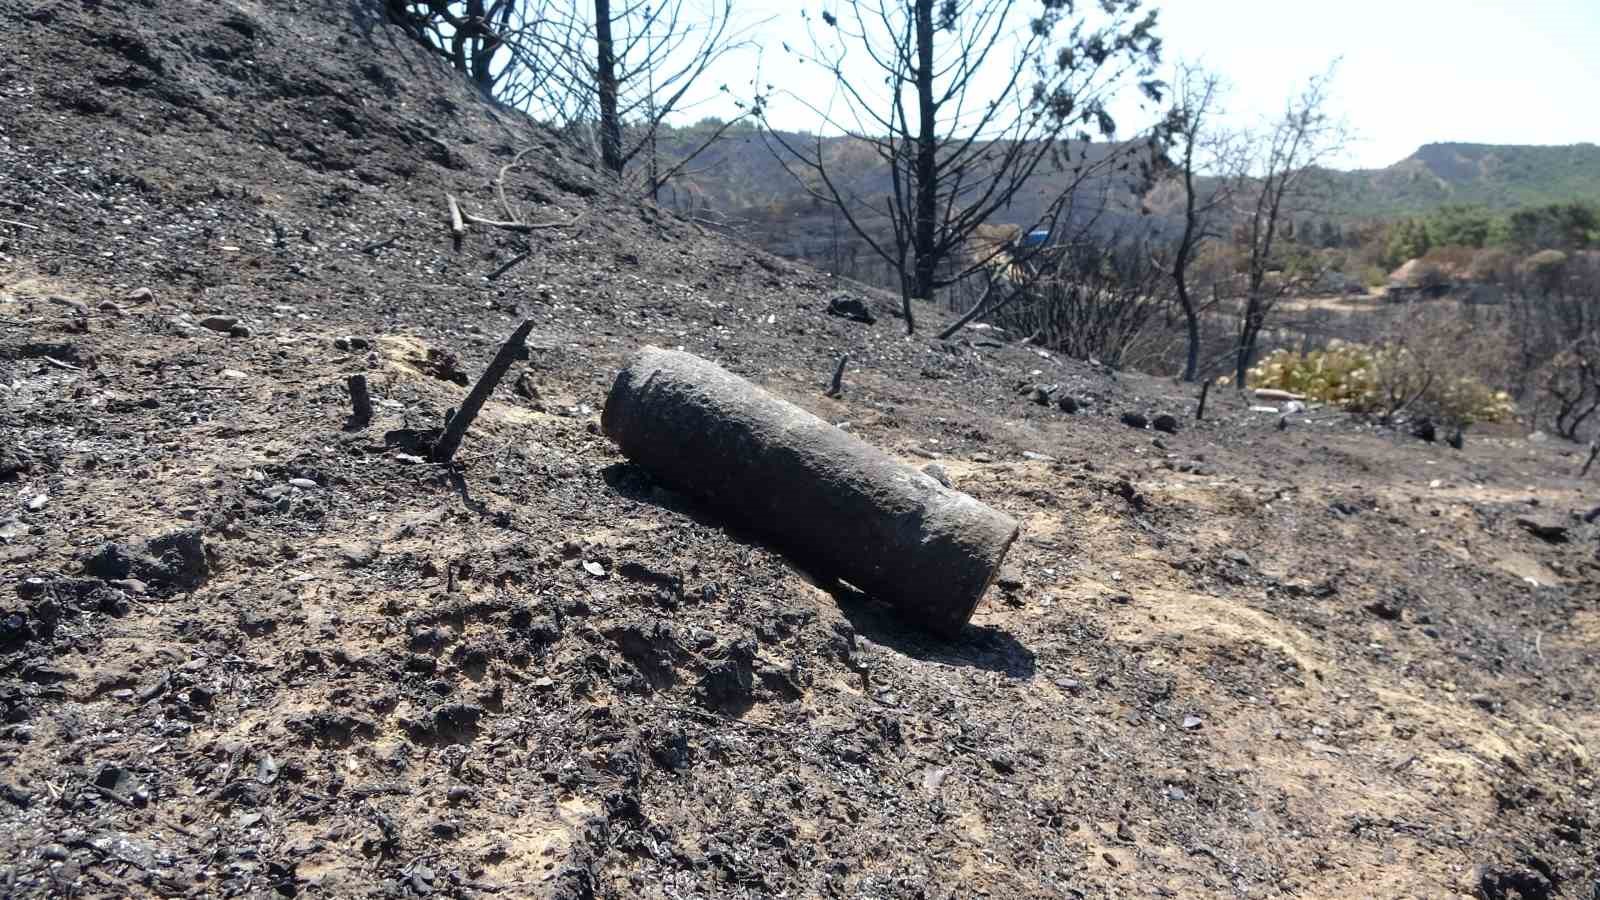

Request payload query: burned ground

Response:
[1,1,1597,898]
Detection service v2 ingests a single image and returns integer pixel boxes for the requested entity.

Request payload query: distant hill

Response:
[1316,142,1600,219]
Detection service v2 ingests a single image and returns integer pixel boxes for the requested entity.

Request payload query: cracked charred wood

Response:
[602,346,1021,637]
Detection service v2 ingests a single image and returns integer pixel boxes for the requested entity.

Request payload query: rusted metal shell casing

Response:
[601,346,1020,637]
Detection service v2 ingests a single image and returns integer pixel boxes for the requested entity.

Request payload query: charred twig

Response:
[360,234,400,255]
[462,212,571,233]
[346,374,373,428]
[495,147,536,225]
[431,319,535,464]
[1581,440,1599,478]
[1196,378,1212,421]
[825,353,848,398]
[446,194,466,250]
[487,250,532,282]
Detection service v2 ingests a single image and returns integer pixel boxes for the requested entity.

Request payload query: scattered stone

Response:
[582,560,606,577]
[124,287,154,303]
[92,765,148,806]
[1328,499,1362,517]
[922,462,951,487]
[1411,418,1437,442]
[228,324,252,338]
[1151,414,1179,434]
[698,638,755,711]
[1447,429,1464,450]
[1364,600,1402,621]
[1181,715,1203,730]
[341,543,378,568]
[198,315,239,333]
[1028,385,1052,406]
[288,478,318,489]
[1120,412,1148,429]
[1223,549,1252,567]
[24,494,47,511]
[825,294,875,324]
[1056,394,1079,414]
[995,568,1024,591]
[1021,451,1055,462]
[334,335,372,351]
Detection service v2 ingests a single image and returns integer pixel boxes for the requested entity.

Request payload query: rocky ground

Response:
[2,1,1597,898]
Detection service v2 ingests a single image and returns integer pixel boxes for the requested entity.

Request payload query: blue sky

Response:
[685,0,1599,169]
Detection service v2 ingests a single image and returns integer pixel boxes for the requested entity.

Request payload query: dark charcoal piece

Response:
[1120,412,1148,429]
[1152,414,1179,434]
[825,294,875,324]
[1411,417,1436,442]
[698,638,755,712]
[1056,394,1079,414]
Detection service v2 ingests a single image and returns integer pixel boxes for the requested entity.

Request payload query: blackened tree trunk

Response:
[908,0,937,333]
[594,0,623,175]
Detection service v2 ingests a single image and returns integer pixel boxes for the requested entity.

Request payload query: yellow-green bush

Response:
[1243,340,1514,424]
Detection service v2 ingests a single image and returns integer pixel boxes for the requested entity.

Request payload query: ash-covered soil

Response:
[1,2,1597,898]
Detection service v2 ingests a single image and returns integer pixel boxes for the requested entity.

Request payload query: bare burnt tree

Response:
[761,0,1164,334]
[1230,67,1345,388]
[1508,252,1600,439]
[387,2,752,195]
[385,1,518,94]
[1162,62,1244,382]
[982,236,1170,367]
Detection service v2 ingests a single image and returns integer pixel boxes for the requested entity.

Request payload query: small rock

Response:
[198,315,238,333]
[288,478,318,490]
[1151,414,1179,434]
[1056,394,1079,414]
[1411,418,1437,442]
[227,324,252,339]
[25,495,47,511]
[1021,451,1056,462]
[922,462,951,487]
[1363,600,1402,621]
[1181,715,1204,730]
[1028,385,1052,406]
[1120,412,1148,429]
[824,294,875,324]
[124,287,154,303]
[1223,549,1252,567]
[1515,517,1568,543]
[582,561,606,577]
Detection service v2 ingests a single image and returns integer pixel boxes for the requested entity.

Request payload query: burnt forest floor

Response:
[1,2,1598,898]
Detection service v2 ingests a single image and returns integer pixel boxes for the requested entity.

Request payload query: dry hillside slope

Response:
[1,2,1597,898]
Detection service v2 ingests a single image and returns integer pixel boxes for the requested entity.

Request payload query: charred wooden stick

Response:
[825,353,848,398]
[431,319,535,464]
[347,374,372,426]
[1581,441,1599,478]
[360,234,400,255]
[446,194,466,249]
[463,212,569,233]
[1196,378,1213,421]
[495,147,535,224]
[602,347,1021,638]
[487,250,532,282]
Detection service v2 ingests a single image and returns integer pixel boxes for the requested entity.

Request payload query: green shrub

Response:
[1245,340,1514,424]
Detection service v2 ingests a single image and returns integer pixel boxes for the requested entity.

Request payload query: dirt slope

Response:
[2,2,1598,898]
